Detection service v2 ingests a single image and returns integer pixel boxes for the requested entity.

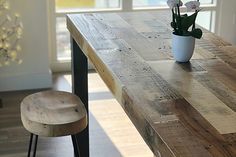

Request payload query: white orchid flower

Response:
[185,1,200,11]
[167,0,183,9]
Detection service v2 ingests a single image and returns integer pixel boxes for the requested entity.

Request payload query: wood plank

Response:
[218,46,236,68]
[196,59,236,92]
[202,33,232,47]
[193,73,236,112]
[81,39,235,156]
[93,13,132,28]
[148,60,236,135]
[67,11,236,157]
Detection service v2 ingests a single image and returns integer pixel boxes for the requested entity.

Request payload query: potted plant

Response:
[167,0,202,62]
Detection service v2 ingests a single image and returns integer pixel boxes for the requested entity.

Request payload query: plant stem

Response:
[171,8,177,32]
[192,10,199,31]
[177,4,182,35]
[192,0,200,31]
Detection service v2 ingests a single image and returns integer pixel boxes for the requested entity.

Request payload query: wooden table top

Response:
[67,11,236,157]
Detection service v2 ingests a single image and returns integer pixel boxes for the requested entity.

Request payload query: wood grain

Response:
[21,91,87,137]
[218,46,236,69]
[148,60,236,134]
[67,11,236,157]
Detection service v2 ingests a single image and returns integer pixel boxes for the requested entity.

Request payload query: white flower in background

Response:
[3,42,10,49]
[6,15,11,21]
[10,50,17,60]
[0,0,23,66]
[16,45,22,51]
[16,27,23,36]
[167,0,183,9]
[19,22,23,28]
[17,59,22,64]
[15,13,20,17]
[3,1,9,9]
[1,33,7,39]
[185,1,200,11]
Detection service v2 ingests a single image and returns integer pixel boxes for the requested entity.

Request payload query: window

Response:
[133,0,167,8]
[56,17,70,60]
[55,0,121,12]
[49,0,217,71]
[55,1,121,61]
[133,0,215,8]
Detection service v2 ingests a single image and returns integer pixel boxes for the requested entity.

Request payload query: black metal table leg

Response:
[71,37,89,157]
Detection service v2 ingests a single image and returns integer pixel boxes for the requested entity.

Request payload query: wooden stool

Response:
[20,91,87,157]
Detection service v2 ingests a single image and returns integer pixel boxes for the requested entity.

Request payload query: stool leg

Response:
[27,133,38,157]
[71,135,80,157]
[32,135,38,157]
[27,133,34,157]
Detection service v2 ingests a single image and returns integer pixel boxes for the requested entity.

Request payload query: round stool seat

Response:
[21,91,87,137]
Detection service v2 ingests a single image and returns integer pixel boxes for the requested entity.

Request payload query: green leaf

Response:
[182,31,191,36]
[181,12,198,31]
[190,28,203,39]
[171,22,177,29]
[181,14,188,17]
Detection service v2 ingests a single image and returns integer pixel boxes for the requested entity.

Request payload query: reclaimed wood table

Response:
[67,11,236,157]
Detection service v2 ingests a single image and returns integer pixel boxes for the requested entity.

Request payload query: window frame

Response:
[48,0,218,72]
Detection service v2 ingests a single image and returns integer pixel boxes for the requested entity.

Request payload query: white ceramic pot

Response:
[172,33,195,62]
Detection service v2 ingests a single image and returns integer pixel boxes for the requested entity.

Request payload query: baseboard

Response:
[0,71,52,92]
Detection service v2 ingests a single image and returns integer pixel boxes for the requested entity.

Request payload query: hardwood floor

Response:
[0,72,153,157]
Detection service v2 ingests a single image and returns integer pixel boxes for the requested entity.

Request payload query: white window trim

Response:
[48,0,218,72]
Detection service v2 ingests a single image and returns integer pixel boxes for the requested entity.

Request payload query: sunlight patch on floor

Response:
[62,72,153,157]
[90,99,153,157]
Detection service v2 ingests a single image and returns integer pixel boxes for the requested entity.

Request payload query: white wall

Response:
[217,0,236,44]
[0,0,52,91]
